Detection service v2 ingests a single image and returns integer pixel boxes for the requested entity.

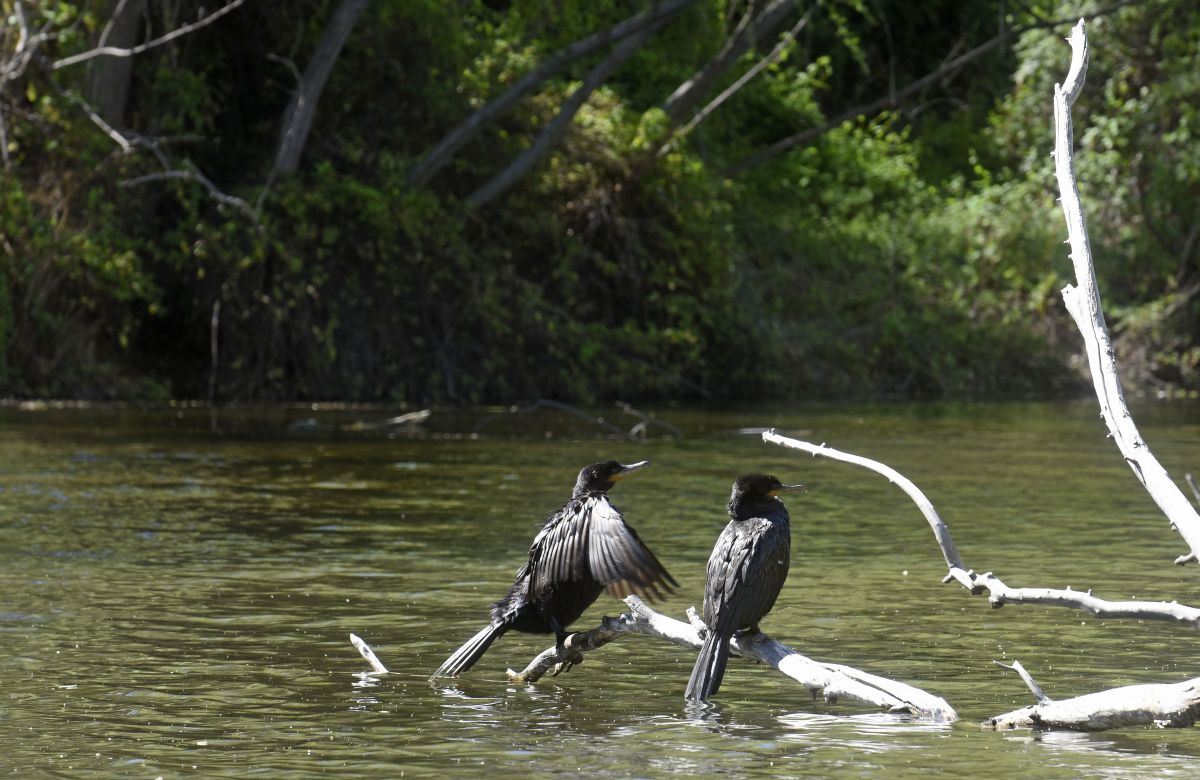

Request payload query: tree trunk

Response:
[270,0,370,179]
[84,0,147,128]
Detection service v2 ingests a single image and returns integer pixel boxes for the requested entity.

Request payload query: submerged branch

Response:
[994,660,1049,704]
[350,633,389,674]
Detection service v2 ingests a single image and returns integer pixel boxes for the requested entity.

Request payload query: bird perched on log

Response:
[434,460,676,677]
[686,473,804,701]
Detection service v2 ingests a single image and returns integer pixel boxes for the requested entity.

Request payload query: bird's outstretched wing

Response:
[531,499,590,587]
[585,497,677,601]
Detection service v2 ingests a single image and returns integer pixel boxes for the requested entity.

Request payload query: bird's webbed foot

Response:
[550,633,586,676]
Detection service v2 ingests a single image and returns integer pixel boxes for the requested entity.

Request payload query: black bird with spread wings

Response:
[685,473,805,701]
[434,460,676,677]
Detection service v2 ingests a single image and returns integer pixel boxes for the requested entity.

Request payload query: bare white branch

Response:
[350,633,389,674]
[988,672,1200,730]
[498,596,956,721]
[762,429,1200,626]
[1053,19,1200,566]
[52,0,246,70]
[761,430,968,575]
[72,92,134,151]
[976,572,1200,627]
[994,660,1049,703]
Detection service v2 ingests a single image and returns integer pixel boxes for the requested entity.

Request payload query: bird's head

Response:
[728,473,805,516]
[573,460,651,497]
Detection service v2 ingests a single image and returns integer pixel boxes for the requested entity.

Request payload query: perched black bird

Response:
[685,473,805,701]
[434,460,677,677]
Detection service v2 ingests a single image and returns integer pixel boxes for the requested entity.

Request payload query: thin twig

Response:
[995,660,1050,703]
[350,633,389,674]
[1186,473,1200,510]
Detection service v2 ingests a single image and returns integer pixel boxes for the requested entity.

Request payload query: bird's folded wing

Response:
[586,498,678,601]
[714,523,788,631]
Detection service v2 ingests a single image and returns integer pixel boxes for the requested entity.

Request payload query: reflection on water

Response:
[3,401,1200,777]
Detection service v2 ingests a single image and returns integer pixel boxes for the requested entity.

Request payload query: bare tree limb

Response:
[762,429,1200,626]
[485,597,957,720]
[61,83,133,151]
[406,0,698,188]
[662,0,802,125]
[1052,20,1200,566]
[723,1,1147,177]
[121,169,261,229]
[975,571,1200,627]
[761,431,970,580]
[350,632,389,673]
[658,4,816,158]
[51,0,246,70]
[466,14,674,209]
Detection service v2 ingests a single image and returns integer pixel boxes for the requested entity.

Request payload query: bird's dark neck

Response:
[727,496,786,522]
[572,485,608,500]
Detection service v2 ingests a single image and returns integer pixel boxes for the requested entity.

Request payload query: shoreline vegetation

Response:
[2,1,1197,405]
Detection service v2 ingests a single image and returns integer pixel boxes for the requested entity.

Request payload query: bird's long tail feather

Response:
[434,622,508,677]
[685,631,731,701]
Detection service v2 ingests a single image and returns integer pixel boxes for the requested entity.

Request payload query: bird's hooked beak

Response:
[611,460,651,481]
[768,484,806,497]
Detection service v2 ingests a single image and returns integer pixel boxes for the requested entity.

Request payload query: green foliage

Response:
[2,0,1194,401]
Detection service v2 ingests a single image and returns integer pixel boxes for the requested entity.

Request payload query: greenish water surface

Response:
[3,401,1200,778]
